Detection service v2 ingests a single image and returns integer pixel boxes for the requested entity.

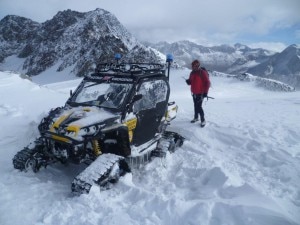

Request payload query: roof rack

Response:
[95,63,166,75]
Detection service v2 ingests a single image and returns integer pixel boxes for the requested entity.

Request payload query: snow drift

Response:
[0,70,299,225]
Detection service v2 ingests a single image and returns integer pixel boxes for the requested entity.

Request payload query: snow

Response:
[0,55,26,73]
[30,61,78,85]
[0,69,300,225]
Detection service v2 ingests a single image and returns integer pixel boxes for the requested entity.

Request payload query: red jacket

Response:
[188,69,210,94]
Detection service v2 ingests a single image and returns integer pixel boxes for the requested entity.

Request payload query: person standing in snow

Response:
[185,59,210,127]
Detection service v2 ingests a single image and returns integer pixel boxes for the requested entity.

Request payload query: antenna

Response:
[114,53,121,64]
[166,54,173,80]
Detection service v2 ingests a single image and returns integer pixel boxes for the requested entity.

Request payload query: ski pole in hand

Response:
[205,96,215,101]
[183,76,190,85]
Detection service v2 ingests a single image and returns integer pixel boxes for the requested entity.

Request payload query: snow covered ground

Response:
[0,69,299,225]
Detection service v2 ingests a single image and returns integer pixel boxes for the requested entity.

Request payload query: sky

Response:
[0,68,300,225]
[0,0,300,52]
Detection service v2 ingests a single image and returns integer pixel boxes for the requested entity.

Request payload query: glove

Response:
[202,93,207,98]
[186,79,191,85]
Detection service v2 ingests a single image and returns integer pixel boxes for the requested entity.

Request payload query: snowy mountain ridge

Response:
[147,41,300,88]
[247,44,300,87]
[145,40,276,71]
[0,8,162,77]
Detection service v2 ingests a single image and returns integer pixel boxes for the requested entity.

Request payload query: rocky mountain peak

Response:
[0,8,162,76]
[42,9,84,34]
[234,43,250,50]
[0,15,40,42]
[281,44,300,56]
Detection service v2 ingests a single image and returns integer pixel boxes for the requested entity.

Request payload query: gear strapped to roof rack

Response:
[95,63,166,75]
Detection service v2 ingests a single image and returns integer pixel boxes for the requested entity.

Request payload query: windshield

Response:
[71,81,133,109]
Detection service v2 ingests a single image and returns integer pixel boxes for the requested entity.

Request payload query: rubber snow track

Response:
[71,153,124,194]
[12,147,38,171]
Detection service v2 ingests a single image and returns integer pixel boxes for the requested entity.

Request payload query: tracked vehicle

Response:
[13,55,184,194]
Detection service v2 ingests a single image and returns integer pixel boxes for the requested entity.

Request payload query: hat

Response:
[191,60,200,67]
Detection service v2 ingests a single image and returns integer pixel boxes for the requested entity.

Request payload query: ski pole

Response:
[205,96,215,101]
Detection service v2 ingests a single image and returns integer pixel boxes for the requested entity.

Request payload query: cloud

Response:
[0,0,299,47]
[248,42,287,52]
[105,0,300,46]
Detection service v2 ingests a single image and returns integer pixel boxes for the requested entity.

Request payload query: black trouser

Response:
[193,94,205,122]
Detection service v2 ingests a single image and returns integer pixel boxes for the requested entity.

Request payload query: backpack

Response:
[200,67,211,88]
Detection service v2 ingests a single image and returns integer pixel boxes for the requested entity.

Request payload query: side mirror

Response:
[126,94,142,113]
[132,94,142,103]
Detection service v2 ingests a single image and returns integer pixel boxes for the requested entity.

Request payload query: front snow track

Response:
[71,131,184,195]
[71,154,130,195]
[12,147,42,172]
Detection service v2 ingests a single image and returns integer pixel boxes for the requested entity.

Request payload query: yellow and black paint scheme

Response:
[41,105,135,157]
[123,118,137,143]
[49,111,81,143]
[92,139,102,156]
[165,102,178,122]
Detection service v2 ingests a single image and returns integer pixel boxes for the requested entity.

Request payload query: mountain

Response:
[247,44,300,87]
[0,9,163,77]
[145,41,274,71]
[146,41,300,88]
[0,15,40,62]
[1,8,299,88]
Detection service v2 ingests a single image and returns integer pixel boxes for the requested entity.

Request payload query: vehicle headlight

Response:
[83,127,90,133]
[92,125,99,131]
[80,126,98,135]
